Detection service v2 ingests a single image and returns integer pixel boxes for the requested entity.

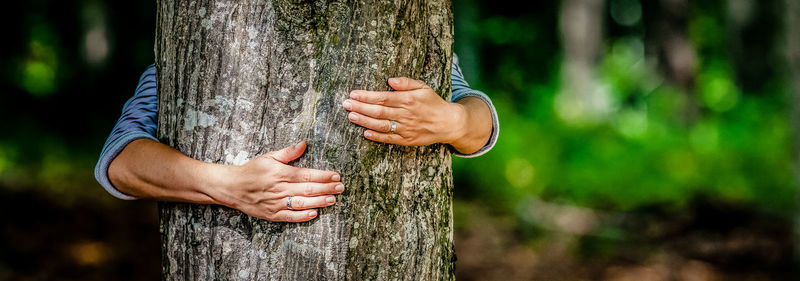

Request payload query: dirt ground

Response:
[0,190,796,281]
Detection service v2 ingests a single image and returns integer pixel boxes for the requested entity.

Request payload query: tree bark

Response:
[154,0,454,280]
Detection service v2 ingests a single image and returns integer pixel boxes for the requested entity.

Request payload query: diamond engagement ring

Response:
[389,121,397,134]
[286,196,295,210]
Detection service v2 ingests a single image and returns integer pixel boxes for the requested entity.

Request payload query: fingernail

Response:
[343,100,352,110]
[350,91,359,99]
[335,184,344,192]
[332,174,340,181]
[364,131,373,137]
[308,210,317,217]
[348,112,358,122]
[326,197,336,204]
[389,78,400,84]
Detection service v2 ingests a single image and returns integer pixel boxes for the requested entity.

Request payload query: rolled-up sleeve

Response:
[450,54,500,158]
[94,65,159,200]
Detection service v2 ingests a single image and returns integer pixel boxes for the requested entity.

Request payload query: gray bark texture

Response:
[154,0,454,280]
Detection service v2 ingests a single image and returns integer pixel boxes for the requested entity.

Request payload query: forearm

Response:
[448,96,493,154]
[108,139,228,204]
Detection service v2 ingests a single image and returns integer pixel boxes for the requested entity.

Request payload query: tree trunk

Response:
[785,0,800,264]
[556,0,608,125]
[154,0,454,280]
[646,0,698,124]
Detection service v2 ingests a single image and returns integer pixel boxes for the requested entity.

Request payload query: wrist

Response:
[192,161,237,206]
[447,97,492,154]
[443,102,469,147]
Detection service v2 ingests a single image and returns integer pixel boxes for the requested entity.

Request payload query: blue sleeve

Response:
[94,65,159,200]
[450,54,500,158]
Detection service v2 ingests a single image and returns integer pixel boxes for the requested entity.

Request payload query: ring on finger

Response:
[286,196,295,210]
[389,120,397,134]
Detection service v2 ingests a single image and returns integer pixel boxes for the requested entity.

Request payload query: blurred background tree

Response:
[0,0,797,280]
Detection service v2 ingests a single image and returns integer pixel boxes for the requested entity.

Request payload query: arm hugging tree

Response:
[155,0,454,280]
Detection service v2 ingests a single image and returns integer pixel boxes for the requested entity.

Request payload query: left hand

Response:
[342,77,466,146]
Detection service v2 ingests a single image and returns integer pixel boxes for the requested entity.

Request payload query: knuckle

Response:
[277,214,290,222]
[266,204,281,214]
[304,184,314,196]
[252,158,271,171]
[281,167,295,179]
[262,211,277,221]
[269,182,285,195]
[270,165,287,180]
[273,189,287,200]
[403,95,415,107]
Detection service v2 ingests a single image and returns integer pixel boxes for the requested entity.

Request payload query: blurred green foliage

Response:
[453,0,795,216]
[0,0,795,216]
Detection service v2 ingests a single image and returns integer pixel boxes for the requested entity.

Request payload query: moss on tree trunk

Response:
[155,0,454,280]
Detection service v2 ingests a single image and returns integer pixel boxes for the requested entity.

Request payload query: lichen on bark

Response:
[156,0,454,280]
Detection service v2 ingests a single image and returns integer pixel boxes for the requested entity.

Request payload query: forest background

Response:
[0,0,796,280]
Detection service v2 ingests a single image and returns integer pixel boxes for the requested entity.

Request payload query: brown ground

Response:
[0,190,795,281]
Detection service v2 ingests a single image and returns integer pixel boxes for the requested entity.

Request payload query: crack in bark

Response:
[156,0,454,280]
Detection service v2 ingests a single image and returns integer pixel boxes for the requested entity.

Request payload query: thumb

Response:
[269,141,306,163]
[388,77,428,91]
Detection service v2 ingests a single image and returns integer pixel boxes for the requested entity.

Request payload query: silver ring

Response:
[286,196,294,210]
[389,121,397,134]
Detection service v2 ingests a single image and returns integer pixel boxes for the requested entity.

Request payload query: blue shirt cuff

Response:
[94,132,158,200]
[450,90,500,158]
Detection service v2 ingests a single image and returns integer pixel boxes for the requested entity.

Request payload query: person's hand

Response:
[214,141,344,222]
[342,77,466,146]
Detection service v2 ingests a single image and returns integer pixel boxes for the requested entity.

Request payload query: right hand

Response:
[215,141,344,222]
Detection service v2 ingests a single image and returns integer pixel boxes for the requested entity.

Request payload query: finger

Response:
[269,141,306,163]
[285,166,342,183]
[364,130,407,145]
[342,99,397,119]
[350,90,407,107]
[287,195,337,210]
[347,112,394,133]
[284,182,345,196]
[388,77,428,91]
[269,209,319,222]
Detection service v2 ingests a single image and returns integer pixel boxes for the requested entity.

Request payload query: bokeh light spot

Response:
[610,0,642,26]
[0,145,14,175]
[702,77,739,112]
[505,158,535,189]
[85,25,109,65]
[689,121,719,153]
[68,241,109,266]
[614,108,648,139]
[19,23,59,97]
[21,60,56,97]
